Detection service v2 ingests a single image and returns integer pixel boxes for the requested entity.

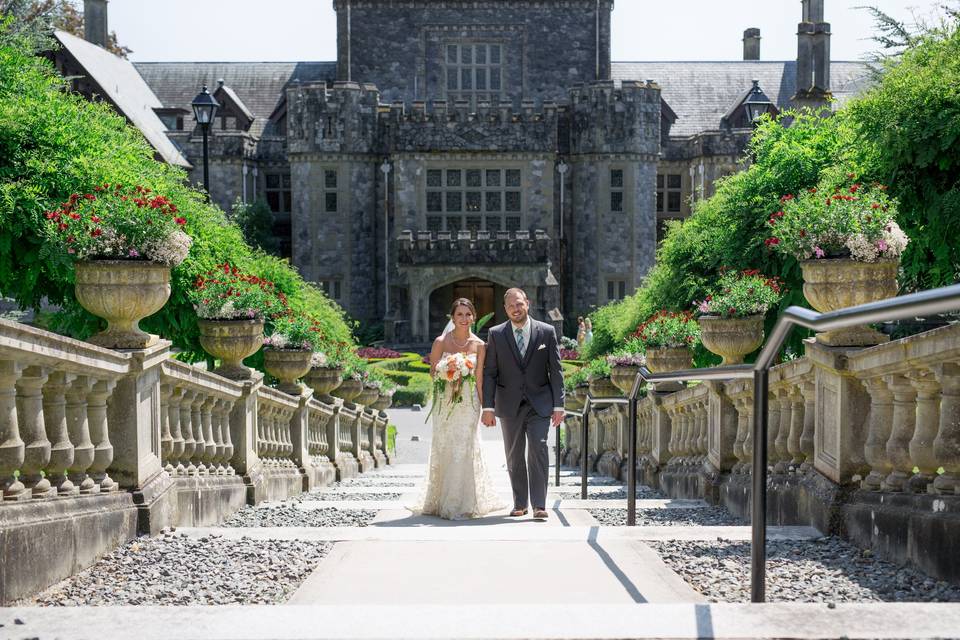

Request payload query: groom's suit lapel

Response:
[521,320,539,368]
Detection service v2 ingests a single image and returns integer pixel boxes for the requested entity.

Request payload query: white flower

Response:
[265,333,290,349]
[846,233,880,262]
[881,221,910,258]
[310,351,328,368]
[144,230,192,266]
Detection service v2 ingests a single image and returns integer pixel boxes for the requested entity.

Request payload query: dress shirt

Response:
[483,316,563,414]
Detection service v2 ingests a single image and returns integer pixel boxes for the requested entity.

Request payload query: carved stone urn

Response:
[331,378,363,403]
[610,365,642,395]
[645,346,694,373]
[588,374,621,399]
[74,260,171,349]
[197,318,264,380]
[263,348,313,395]
[800,258,899,346]
[355,383,380,408]
[305,366,344,404]
[371,389,394,412]
[699,315,765,365]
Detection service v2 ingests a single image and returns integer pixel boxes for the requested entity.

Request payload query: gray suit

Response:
[483,319,564,511]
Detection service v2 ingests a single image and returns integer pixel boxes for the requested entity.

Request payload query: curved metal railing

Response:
[562,282,960,602]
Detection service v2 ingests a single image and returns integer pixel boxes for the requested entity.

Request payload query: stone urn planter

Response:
[588,374,621,399]
[197,318,264,380]
[74,260,171,349]
[699,315,765,365]
[371,390,394,412]
[355,383,380,408]
[564,388,583,413]
[645,346,694,373]
[331,378,363,403]
[610,365,642,395]
[305,366,344,403]
[800,258,899,346]
[263,348,313,395]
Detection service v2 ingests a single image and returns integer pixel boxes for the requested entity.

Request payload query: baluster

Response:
[159,383,173,474]
[741,395,754,474]
[883,374,917,492]
[87,378,116,491]
[18,366,52,497]
[192,394,209,475]
[200,396,217,475]
[773,388,792,473]
[220,399,236,475]
[861,376,895,491]
[732,396,748,473]
[211,398,226,475]
[43,371,78,495]
[66,375,96,494]
[666,406,679,466]
[697,399,708,463]
[168,387,186,475]
[766,387,782,472]
[179,390,197,476]
[786,387,804,472]
[799,380,816,472]
[0,361,26,501]
[908,369,941,493]
[933,363,960,495]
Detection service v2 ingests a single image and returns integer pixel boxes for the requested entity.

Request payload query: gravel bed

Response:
[590,506,744,527]
[556,486,666,500]
[222,505,377,527]
[337,478,417,488]
[32,533,331,606]
[650,537,960,603]
[294,491,403,502]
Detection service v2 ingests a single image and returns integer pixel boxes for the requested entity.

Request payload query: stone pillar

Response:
[861,376,894,491]
[649,393,672,467]
[0,361,26,500]
[799,380,816,471]
[933,363,960,494]
[106,342,175,534]
[907,369,941,493]
[229,374,266,505]
[291,392,312,491]
[707,382,738,474]
[883,373,916,492]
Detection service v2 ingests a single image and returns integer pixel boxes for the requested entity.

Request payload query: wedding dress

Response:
[415,352,506,520]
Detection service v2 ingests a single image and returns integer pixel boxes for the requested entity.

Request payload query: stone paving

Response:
[8,408,960,639]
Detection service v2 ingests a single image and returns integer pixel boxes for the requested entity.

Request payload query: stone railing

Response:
[569,323,960,581]
[396,229,554,266]
[0,318,393,603]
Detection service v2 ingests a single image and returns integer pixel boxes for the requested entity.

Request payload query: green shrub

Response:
[387,424,397,453]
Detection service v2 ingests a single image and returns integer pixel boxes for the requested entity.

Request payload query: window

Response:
[445,43,503,106]
[425,167,521,232]
[607,279,627,301]
[323,170,338,214]
[265,173,291,214]
[657,173,683,214]
[610,169,624,213]
[319,280,342,301]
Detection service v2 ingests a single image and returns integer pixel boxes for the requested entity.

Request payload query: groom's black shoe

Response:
[509,508,528,517]
[533,509,549,520]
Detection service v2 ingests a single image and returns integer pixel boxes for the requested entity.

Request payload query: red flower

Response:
[84,194,96,201]
[90,215,101,223]
[91,228,103,237]
[799,229,806,238]
[175,217,186,226]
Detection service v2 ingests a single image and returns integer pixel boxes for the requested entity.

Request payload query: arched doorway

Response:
[428,278,507,338]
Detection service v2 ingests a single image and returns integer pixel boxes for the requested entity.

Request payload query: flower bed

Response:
[357,346,403,359]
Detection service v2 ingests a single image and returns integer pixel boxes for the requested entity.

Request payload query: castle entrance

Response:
[428,278,505,339]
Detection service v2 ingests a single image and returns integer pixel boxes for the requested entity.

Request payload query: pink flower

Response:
[813,247,825,258]
[876,240,889,252]
[128,249,140,257]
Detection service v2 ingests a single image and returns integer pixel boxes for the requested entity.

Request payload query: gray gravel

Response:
[590,507,744,527]
[337,478,417,488]
[31,533,331,606]
[222,505,377,528]
[556,486,666,500]
[294,491,403,502]
[650,537,960,603]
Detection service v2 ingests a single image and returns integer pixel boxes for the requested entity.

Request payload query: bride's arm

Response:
[475,342,486,404]
[429,337,444,378]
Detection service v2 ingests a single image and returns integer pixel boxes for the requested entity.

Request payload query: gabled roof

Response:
[134,62,335,138]
[54,30,191,168]
[611,60,872,137]
[214,83,255,128]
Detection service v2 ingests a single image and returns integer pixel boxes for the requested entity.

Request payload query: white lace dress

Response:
[415,353,506,520]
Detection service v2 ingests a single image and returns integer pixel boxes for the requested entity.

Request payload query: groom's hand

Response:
[481,411,496,427]
[551,410,565,427]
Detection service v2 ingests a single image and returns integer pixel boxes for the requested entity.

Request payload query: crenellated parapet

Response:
[568,80,662,157]
[286,80,381,155]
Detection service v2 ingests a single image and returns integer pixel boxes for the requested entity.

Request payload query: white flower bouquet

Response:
[426,352,478,420]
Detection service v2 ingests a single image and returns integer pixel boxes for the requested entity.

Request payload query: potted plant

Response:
[586,357,619,398]
[371,380,396,412]
[564,367,589,412]
[631,310,700,372]
[304,348,346,403]
[44,184,192,348]
[188,263,283,380]
[766,174,908,346]
[695,269,784,364]
[263,314,323,395]
[332,361,365,404]
[607,338,646,394]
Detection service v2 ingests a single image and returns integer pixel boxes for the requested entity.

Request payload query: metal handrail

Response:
[562,282,960,603]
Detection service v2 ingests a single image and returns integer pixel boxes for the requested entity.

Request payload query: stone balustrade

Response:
[0,318,394,603]
[566,322,960,582]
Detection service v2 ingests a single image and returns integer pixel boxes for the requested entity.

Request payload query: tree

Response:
[230,197,280,256]
[0,0,131,57]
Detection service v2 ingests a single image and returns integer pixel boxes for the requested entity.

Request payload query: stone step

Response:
[272,498,709,511]
[8,602,960,639]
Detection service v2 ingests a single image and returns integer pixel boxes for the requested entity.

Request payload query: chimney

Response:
[83,0,108,49]
[743,28,761,60]
[796,0,831,99]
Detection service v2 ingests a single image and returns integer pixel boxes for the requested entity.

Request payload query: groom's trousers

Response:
[500,399,551,510]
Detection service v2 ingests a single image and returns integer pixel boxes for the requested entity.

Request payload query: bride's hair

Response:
[450,298,476,319]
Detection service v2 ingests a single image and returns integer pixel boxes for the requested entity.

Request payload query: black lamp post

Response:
[743,79,775,125]
[191,85,220,198]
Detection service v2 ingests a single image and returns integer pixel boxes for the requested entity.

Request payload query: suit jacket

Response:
[482,318,564,419]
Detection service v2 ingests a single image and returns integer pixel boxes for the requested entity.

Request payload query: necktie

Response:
[515,326,525,357]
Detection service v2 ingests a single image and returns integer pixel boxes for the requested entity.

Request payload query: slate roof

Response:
[134,62,336,137]
[611,60,873,137]
[55,31,191,168]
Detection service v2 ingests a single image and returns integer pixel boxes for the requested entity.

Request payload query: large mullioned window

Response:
[426,168,521,233]
[445,43,503,106]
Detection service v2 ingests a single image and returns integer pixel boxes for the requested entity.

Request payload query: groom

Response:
[481,288,564,520]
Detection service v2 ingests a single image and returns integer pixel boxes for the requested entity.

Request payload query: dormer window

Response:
[445,43,503,107]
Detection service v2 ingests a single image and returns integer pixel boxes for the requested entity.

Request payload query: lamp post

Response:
[557,159,569,319]
[380,160,392,317]
[743,79,774,125]
[557,160,568,240]
[191,85,220,199]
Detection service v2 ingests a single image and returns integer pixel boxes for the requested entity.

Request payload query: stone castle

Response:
[56,0,870,342]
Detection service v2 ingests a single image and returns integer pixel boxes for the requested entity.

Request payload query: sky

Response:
[108,0,937,63]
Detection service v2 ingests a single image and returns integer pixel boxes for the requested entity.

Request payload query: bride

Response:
[415,298,505,520]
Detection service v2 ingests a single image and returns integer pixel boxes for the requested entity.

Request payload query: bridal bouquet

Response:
[426,352,477,420]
